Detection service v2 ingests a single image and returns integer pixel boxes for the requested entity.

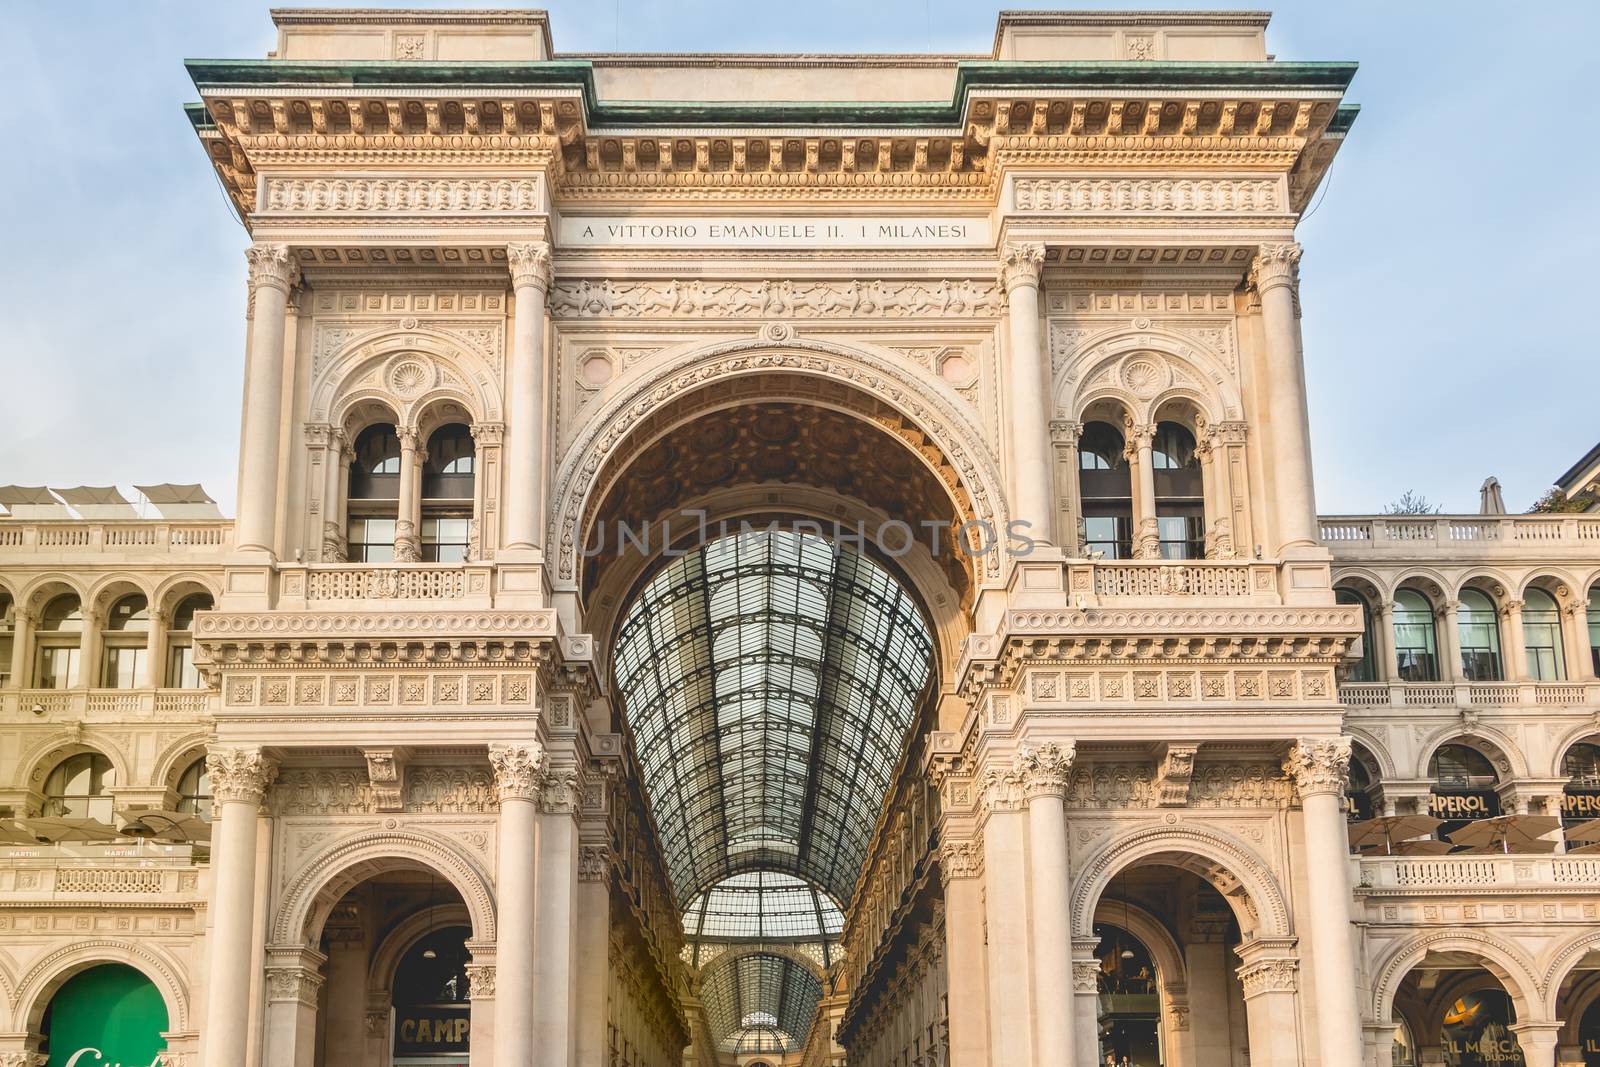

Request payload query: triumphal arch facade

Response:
[6,8,1600,1067]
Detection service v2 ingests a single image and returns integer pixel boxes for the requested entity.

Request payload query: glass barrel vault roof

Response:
[613,530,934,906]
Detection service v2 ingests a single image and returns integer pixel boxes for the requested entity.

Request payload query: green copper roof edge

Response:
[1327,103,1361,135]
[184,57,1357,130]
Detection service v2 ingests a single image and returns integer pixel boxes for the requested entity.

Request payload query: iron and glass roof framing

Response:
[613,530,933,907]
[697,951,825,1055]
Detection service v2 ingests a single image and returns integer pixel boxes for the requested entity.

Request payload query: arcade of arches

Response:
[12,9,1600,1067]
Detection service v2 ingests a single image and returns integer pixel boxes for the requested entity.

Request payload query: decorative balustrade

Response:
[1340,681,1600,709]
[0,521,232,555]
[0,852,203,899]
[1358,854,1600,893]
[1320,514,1600,554]
[1091,561,1257,597]
[304,564,470,601]
[2,688,214,718]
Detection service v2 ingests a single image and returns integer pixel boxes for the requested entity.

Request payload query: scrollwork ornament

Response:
[206,746,278,806]
[1015,741,1076,799]
[1248,242,1302,294]
[999,241,1046,291]
[487,741,546,802]
[465,963,495,998]
[506,240,553,291]
[1282,736,1351,798]
[245,242,297,294]
[539,765,581,815]
[937,838,983,883]
[1073,958,1103,993]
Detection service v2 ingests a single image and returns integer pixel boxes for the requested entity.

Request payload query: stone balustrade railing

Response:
[0,688,213,718]
[1339,681,1599,709]
[0,851,205,900]
[274,562,497,606]
[1089,560,1264,598]
[1356,853,1600,894]
[1320,514,1600,555]
[0,520,233,554]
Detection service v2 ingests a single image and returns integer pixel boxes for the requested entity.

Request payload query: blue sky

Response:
[1,1,1595,515]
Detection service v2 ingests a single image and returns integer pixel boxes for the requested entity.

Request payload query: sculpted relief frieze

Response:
[260,176,543,215]
[1013,176,1285,214]
[547,278,1004,320]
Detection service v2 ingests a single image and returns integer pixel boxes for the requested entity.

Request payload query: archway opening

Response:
[40,963,170,1067]
[1392,963,1529,1067]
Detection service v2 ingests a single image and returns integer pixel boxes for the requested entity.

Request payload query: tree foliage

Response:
[1382,490,1441,515]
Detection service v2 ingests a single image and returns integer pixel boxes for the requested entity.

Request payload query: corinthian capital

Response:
[245,242,297,294]
[1016,740,1076,799]
[999,241,1046,291]
[1282,736,1351,798]
[488,741,547,802]
[206,745,279,806]
[539,764,582,815]
[506,240,553,291]
[1248,242,1302,293]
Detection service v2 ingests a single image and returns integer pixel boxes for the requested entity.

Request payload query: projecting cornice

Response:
[185,58,1356,215]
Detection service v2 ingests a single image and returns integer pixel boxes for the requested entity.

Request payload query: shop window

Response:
[393,925,472,1064]
[40,964,168,1067]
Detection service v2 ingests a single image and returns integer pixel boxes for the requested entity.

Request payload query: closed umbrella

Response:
[116,808,211,843]
[1445,814,1561,854]
[16,817,121,843]
[1348,815,1444,855]
[1479,477,1506,515]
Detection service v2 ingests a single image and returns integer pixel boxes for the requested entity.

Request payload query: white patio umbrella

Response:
[1348,815,1444,855]
[1560,818,1600,844]
[116,808,211,843]
[1445,814,1561,854]
[16,817,122,844]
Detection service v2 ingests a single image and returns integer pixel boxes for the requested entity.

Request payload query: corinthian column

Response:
[394,428,422,562]
[237,244,297,555]
[1125,419,1159,558]
[1283,738,1363,1067]
[1001,242,1054,543]
[204,746,279,1067]
[503,242,552,552]
[1019,742,1077,1067]
[489,742,544,1067]
[536,765,581,1067]
[1250,243,1319,552]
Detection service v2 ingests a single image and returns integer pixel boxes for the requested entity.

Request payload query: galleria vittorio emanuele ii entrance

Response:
[8,7,1600,1067]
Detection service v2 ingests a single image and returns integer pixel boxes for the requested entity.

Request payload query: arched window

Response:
[348,424,401,562]
[1336,589,1377,681]
[1456,589,1503,681]
[421,424,475,563]
[1078,421,1131,559]
[176,758,213,820]
[1523,587,1566,680]
[101,594,150,689]
[1589,586,1600,676]
[0,591,14,688]
[35,594,84,689]
[1151,421,1204,559]
[43,751,116,821]
[1091,922,1160,1063]
[165,593,212,688]
[1428,743,1500,839]
[1391,1017,1418,1067]
[1392,589,1439,682]
[1346,750,1377,823]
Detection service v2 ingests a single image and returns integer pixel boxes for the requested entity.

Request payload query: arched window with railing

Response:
[1523,587,1566,680]
[0,591,14,688]
[1589,585,1600,676]
[421,424,475,562]
[165,593,212,688]
[1078,421,1132,559]
[1456,588,1503,681]
[43,751,116,822]
[35,594,84,689]
[1392,589,1440,682]
[176,758,213,820]
[1151,420,1204,559]
[1336,588,1378,681]
[348,424,401,562]
[101,594,150,688]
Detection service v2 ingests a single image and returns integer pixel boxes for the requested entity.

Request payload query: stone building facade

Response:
[2,8,1599,1067]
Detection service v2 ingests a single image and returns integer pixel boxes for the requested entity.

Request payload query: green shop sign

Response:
[42,964,168,1067]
